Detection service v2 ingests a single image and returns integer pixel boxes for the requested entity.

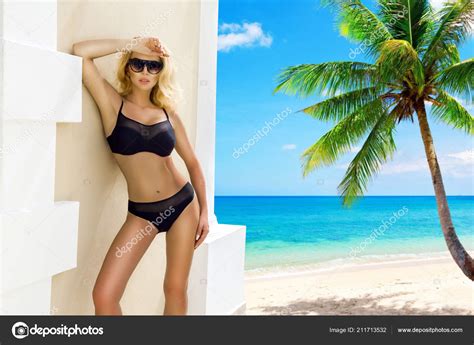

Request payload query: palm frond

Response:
[377,39,424,87]
[431,90,474,134]
[433,58,474,103]
[321,0,392,57]
[337,109,397,206]
[300,98,385,176]
[422,0,474,68]
[379,0,432,50]
[299,87,386,122]
[441,44,461,70]
[273,62,377,98]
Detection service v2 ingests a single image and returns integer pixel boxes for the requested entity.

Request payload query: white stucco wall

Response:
[0,0,81,314]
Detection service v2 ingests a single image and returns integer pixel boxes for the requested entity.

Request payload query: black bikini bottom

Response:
[128,182,195,233]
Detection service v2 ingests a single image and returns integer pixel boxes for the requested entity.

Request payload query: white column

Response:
[0,1,82,315]
[194,0,219,228]
[188,0,247,315]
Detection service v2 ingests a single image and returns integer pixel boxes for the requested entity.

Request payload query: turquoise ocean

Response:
[214,196,474,276]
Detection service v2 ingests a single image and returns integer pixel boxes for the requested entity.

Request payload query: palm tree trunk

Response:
[415,99,473,280]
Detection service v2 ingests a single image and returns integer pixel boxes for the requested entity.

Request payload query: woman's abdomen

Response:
[113,153,187,202]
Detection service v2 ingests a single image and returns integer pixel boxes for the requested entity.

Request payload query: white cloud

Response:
[218,22,273,52]
[380,149,473,177]
[430,0,454,10]
[380,158,427,175]
[447,149,474,164]
[282,144,296,150]
[430,0,444,9]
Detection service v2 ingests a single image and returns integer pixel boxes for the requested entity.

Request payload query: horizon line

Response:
[215,194,474,197]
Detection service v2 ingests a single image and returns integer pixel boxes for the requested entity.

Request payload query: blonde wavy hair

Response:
[115,49,183,112]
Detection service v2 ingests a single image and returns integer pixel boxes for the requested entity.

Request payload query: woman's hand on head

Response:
[130,36,170,58]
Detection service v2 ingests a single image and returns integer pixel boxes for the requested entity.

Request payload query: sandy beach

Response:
[244,256,473,315]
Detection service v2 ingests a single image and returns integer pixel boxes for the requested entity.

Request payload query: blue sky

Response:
[215,0,473,196]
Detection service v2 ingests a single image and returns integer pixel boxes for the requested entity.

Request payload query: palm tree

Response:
[273,0,473,280]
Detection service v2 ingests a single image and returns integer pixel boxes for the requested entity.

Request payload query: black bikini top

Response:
[106,99,176,157]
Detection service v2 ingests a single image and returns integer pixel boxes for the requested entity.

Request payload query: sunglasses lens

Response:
[147,61,163,74]
[129,59,143,72]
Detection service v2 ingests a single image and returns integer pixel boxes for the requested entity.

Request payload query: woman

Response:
[72,37,209,315]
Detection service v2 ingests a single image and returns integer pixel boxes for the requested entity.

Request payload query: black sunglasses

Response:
[127,58,163,74]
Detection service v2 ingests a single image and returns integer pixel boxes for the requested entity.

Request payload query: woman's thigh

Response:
[94,213,158,301]
[164,196,200,287]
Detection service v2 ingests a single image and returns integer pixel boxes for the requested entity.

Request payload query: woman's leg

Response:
[93,213,158,315]
[163,196,200,315]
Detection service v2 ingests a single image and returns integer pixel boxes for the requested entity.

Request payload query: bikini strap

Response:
[119,99,124,114]
[163,108,169,120]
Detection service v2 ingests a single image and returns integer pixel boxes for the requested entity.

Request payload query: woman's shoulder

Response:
[160,101,179,118]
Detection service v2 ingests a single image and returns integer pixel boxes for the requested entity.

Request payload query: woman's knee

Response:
[92,282,119,306]
[163,280,187,300]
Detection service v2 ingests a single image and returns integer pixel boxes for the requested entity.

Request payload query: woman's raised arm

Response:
[72,38,130,59]
[72,39,130,136]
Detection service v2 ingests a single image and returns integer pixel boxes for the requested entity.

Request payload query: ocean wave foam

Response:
[244,251,453,281]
